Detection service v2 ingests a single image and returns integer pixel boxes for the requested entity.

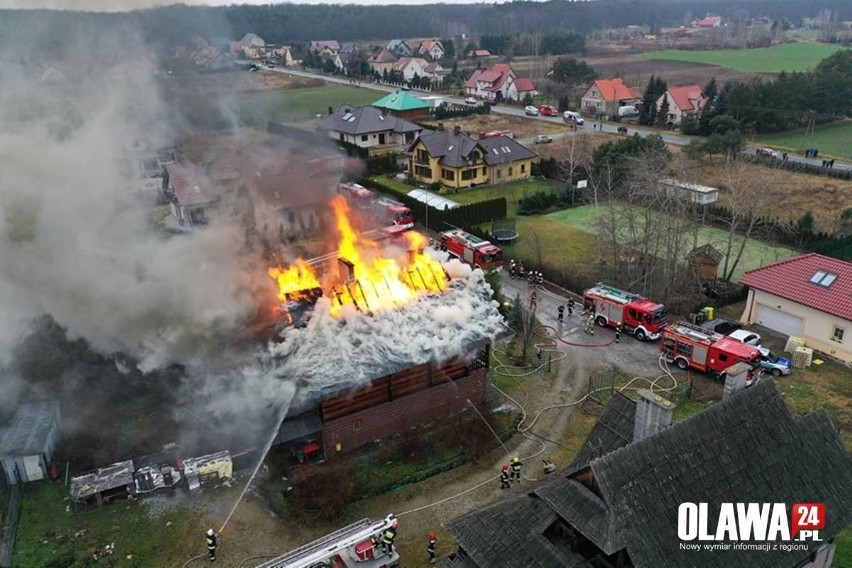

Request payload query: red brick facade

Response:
[322,367,488,455]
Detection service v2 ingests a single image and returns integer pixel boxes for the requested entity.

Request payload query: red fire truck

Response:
[338,183,414,229]
[439,229,503,271]
[583,283,668,341]
[662,321,763,384]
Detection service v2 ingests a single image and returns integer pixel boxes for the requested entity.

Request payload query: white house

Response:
[740,253,852,363]
[657,84,707,126]
[465,64,534,103]
[416,39,445,60]
[316,105,422,151]
[392,57,429,82]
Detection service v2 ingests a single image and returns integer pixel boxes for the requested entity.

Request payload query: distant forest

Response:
[1,0,851,52]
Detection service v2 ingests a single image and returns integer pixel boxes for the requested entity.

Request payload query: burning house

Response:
[262,196,507,458]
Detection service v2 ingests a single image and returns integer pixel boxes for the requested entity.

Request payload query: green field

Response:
[636,43,847,73]
[235,85,381,126]
[545,204,794,281]
[757,120,852,159]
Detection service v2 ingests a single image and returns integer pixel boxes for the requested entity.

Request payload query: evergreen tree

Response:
[639,75,666,125]
[655,96,670,127]
[558,95,569,113]
[442,38,455,59]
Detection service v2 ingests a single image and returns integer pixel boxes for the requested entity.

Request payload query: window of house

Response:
[461,169,476,181]
[496,169,502,179]
[415,165,432,178]
[521,164,526,173]
[442,168,454,181]
[809,270,838,287]
[416,149,430,164]
[481,166,487,176]
[832,326,845,343]
[339,133,345,142]
[352,420,362,432]
[361,134,369,142]
[508,166,513,176]
[288,210,296,223]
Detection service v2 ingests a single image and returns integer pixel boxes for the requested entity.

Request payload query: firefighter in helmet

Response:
[428,532,437,564]
[500,464,511,489]
[381,521,398,556]
[206,529,218,562]
[510,457,523,483]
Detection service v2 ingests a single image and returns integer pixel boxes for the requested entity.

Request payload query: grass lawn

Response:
[636,43,848,73]
[757,119,852,160]
[545,204,795,281]
[447,178,561,216]
[14,482,200,567]
[235,85,380,126]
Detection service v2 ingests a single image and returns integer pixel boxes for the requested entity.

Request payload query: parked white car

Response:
[728,329,762,346]
[464,97,477,105]
[533,134,553,144]
[756,147,780,159]
[524,105,540,116]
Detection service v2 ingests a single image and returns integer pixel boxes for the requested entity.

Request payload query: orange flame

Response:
[268,195,448,319]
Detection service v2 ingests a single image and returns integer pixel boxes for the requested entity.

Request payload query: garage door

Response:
[755,304,803,337]
[23,455,44,481]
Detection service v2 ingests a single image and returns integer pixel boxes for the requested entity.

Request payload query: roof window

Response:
[809,270,837,287]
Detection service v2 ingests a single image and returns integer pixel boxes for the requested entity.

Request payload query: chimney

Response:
[437,122,444,131]
[722,362,751,399]
[632,390,674,442]
[338,257,356,282]
[453,124,461,136]
[328,106,334,115]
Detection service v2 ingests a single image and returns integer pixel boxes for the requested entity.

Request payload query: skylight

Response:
[809,270,838,287]
[341,112,353,121]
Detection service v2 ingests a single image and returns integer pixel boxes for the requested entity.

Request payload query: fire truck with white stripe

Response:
[583,283,668,340]
[662,321,763,385]
[439,229,503,271]
[338,183,414,229]
[256,514,399,568]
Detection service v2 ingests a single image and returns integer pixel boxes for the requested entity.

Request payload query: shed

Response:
[406,188,459,211]
[659,178,718,205]
[182,450,232,491]
[687,244,723,281]
[0,401,61,485]
[70,460,135,504]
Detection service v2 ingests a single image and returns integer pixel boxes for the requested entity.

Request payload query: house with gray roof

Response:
[0,401,61,484]
[407,126,536,190]
[446,382,852,568]
[316,104,421,152]
[386,39,412,57]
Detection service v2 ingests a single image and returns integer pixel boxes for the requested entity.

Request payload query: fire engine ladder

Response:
[256,515,397,568]
[593,283,643,303]
[670,320,718,342]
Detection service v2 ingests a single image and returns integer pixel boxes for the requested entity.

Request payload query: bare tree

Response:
[713,157,777,282]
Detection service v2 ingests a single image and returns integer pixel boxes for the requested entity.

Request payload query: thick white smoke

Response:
[265,265,505,390]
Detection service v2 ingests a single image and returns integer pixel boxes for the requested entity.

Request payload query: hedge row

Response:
[365,177,507,231]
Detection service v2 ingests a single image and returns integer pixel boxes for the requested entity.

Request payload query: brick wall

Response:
[322,368,488,455]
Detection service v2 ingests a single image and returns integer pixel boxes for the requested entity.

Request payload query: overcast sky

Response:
[0,0,503,10]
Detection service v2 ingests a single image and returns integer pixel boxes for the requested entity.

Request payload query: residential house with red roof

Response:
[368,48,397,75]
[693,15,722,27]
[309,40,341,56]
[163,164,220,228]
[471,49,492,58]
[581,78,641,117]
[415,39,445,60]
[739,253,852,363]
[657,84,707,125]
[465,64,534,103]
[273,46,294,67]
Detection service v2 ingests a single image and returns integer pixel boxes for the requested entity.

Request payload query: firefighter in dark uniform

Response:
[557,304,565,323]
[500,464,511,489]
[567,298,575,316]
[206,529,217,562]
[381,521,398,556]
[428,532,437,564]
[510,457,523,483]
[615,324,622,343]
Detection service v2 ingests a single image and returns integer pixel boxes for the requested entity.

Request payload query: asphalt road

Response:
[267,66,851,171]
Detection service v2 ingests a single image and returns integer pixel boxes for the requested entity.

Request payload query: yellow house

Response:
[408,126,536,190]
